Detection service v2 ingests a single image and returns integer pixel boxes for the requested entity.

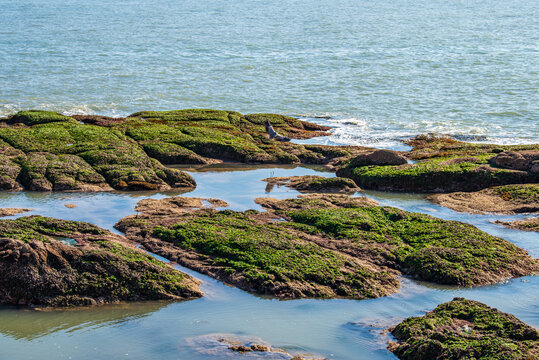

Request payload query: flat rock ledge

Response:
[495,217,539,232]
[388,298,539,360]
[428,184,539,214]
[114,194,539,300]
[0,216,202,308]
[262,175,360,193]
[0,208,32,217]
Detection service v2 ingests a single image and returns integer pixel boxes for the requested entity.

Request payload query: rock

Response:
[0,208,33,217]
[114,194,538,299]
[489,151,529,171]
[0,216,202,307]
[428,184,539,214]
[348,149,407,167]
[495,217,538,232]
[64,204,77,208]
[228,345,252,352]
[262,176,360,193]
[338,136,539,193]
[389,298,539,360]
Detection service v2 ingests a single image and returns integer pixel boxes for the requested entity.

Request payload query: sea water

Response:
[1,0,537,148]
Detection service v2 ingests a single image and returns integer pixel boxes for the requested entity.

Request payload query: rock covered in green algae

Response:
[429,184,539,214]
[114,194,538,300]
[0,216,202,307]
[389,298,539,360]
[0,109,370,191]
[337,134,539,193]
[262,175,360,193]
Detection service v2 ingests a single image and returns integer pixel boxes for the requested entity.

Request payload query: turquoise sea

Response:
[0,1,538,359]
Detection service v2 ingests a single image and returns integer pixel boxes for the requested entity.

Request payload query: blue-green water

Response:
[1,0,537,148]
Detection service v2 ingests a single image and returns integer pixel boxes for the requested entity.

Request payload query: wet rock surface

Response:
[115,194,539,300]
[0,216,202,308]
[338,134,539,193]
[262,175,360,193]
[429,184,539,214]
[389,298,539,360]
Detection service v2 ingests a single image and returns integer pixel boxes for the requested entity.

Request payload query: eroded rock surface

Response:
[0,216,202,307]
[495,217,539,232]
[115,194,538,300]
[389,298,539,360]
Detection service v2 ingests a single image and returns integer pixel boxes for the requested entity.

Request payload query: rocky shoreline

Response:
[0,109,538,358]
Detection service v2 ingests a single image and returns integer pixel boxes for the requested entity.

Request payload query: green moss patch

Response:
[390,298,539,360]
[0,216,202,307]
[7,110,76,126]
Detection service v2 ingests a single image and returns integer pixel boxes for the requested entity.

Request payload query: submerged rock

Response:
[429,184,539,214]
[185,333,326,359]
[115,194,538,300]
[337,135,539,192]
[262,175,360,193]
[0,216,202,307]
[389,298,539,360]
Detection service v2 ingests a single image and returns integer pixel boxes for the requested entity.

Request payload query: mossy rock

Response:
[389,298,539,360]
[338,136,539,192]
[0,216,202,307]
[8,110,76,126]
[115,194,538,299]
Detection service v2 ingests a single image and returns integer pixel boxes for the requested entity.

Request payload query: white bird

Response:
[265,120,290,142]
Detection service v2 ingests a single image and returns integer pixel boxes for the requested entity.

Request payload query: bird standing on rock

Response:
[265,120,291,142]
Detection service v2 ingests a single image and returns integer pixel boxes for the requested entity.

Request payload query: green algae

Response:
[390,298,539,360]
[338,137,539,192]
[0,216,202,307]
[7,110,76,126]
[152,210,397,299]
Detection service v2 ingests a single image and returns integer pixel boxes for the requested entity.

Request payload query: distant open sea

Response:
[1,0,537,148]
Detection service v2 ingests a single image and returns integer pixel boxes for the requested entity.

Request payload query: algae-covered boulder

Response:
[115,194,538,300]
[0,216,202,307]
[429,184,539,214]
[338,134,539,192]
[389,298,539,360]
[0,120,196,191]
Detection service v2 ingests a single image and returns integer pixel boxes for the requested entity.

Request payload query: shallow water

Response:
[0,165,538,360]
[1,0,538,147]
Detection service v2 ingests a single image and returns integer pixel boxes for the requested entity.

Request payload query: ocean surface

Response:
[1,0,537,148]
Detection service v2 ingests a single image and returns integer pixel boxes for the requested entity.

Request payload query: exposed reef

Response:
[262,175,360,193]
[0,109,370,191]
[389,298,539,360]
[337,135,539,193]
[115,194,538,300]
[429,184,539,214]
[0,216,202,307]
